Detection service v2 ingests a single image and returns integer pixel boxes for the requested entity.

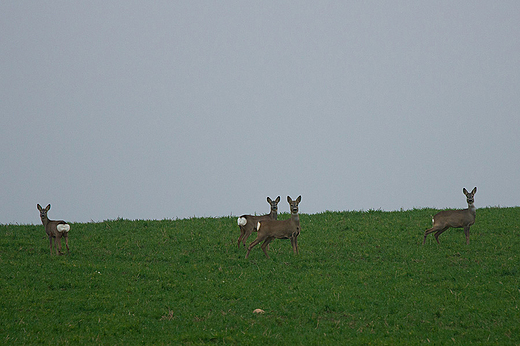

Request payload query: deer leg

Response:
[238,227,245,248]
[423,227,438,245]
[245,235,265,259]
[260,237,273,258]
[291,236,299,254]
[64,234,70,253]
[464,226,470,244]
[53,236,57,254]
[56,233,63,255]
[242,225,254,247]
[48,235,53,255]
[254,225,272,251]
[434,227,449,244]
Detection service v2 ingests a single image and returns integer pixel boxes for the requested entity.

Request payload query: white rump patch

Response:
[57,224,70,233]
[237,217,247,226]
[256,222,261,231]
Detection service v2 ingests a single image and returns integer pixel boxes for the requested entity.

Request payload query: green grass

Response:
[1,208,519,345]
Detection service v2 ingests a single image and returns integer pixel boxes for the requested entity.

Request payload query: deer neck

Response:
[40,216,49,227]
[269,210,278,219]
[467,203,476,217]
[291,212,300,223]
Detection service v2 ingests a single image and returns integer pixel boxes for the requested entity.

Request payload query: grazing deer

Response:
[37,204,70,255]
[237,196,280,248]
[423,187,477,245]
[245,195,301,259]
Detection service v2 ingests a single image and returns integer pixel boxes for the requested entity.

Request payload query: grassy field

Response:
[1,207,519,345]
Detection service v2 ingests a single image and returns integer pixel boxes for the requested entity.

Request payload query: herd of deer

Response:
[236,188,478,258]
[37,187,477,257]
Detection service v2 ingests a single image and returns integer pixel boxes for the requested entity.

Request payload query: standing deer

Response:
[237,196,280,248]
[245,195,301,259]
[423,187,477,245]
[37,204,70,255]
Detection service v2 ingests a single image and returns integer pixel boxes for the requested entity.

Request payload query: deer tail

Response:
[237,217,247,226]
[57,224,70,233]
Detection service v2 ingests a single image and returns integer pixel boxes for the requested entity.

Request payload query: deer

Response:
[237,196,280,248]
[423,187,477,245]
[245,195,301,259]
[37,204,70,255]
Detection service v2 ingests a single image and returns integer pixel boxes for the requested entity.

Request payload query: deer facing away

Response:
[423,187,477,245]
[237,196,280,248]
[37,204,70,255]
[245,195,301,259]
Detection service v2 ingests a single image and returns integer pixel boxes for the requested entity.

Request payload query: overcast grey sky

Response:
[1,1,519,224]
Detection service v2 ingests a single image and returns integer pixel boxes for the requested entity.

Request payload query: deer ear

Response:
[287,196,292,203]
[45,204,51,211]
[472,187,477,194]
[267,197,272,203]
[296,195,301,203]
[37,204,42,211]
[463,188,468,195]
[275,196,280,203]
